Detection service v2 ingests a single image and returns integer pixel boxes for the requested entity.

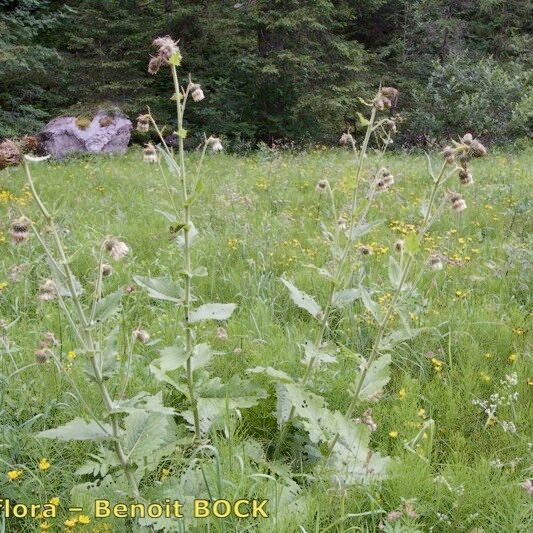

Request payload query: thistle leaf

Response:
[189,303,237,322]
[37,418,113,441]
[133,275,183,303]
[280,278,322,318]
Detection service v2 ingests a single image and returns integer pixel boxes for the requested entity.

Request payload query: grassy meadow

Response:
[0,146,532,532]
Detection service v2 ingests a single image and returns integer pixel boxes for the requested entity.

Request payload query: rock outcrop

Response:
[43,111,132,158]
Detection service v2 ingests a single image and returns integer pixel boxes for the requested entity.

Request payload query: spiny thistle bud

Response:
[206,136,223,153]
[381,87,399,101]
[358,245,373,255]
[143,143,157,163]
[152,36,180,60]
[133,329,150,344]
[136,114,150,132]
[103,237,129,261]
[428,255,444,271]
[442,145,454,165]
[0,140,22,171]
[101,263,113,277]
[373,97,385,111]
[10,216,31,244]
[216,327,228,341]
[35,348,52,364]
[449,192,467,212]
[469,139,487,158]
[315,179,329,194]
[394,239,404,253]
[38,279,57,301]
[189,83,205,102]
[339,132,354,146]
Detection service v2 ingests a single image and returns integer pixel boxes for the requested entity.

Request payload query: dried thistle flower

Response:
[381,86,399,101]
[206,136,223,153]
[358,245,372,255]
[35,348,52,364]
[394,239,404,253]
[469,139,487,158]
[152,36,180,59]
[101,263,113,277]
[442,145,454,165]
[148,55,163,75]
[449,192,467,212]
[189,83,205,102]
[10,216,31,244]
[0,140,22,170]
[143,143,157,163]
[38,279,57,301]
[458,165,474,185]
[315,179,329,194]
[136,114,150,132]
[337,217,348,231]
[428,255,444,271]
[339,132,354,146]
[461,133,473,145]
[103,237,129,261]
[133,329,150,344]
[381,169,395,187]
[215,327,228,341]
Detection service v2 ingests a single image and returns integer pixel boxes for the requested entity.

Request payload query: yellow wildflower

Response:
[40,523,52,531]
[50,497,60,506]
[78,515,90,525]
[67,351,77,360]
[389,430,399,438]
[64,518,77,528]
[398,388,406,401]
[38,458,50,471]
[508,353,517,363]
[417,408,426,418]
[479,371,491,383]
[7,469,23,481]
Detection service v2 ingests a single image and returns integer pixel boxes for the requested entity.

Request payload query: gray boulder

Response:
[43,111,132,158]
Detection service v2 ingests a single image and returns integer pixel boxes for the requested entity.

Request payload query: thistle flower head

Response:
[449,192,467,212]
[337,217,348,231]
[103,237,129,261]
[132,329,150,344]
[394,239,404,253]
[206,136,223,153]
[458,165,474,185]
[35,348,52,364]
[101,263,113,277]
[143,143,157,162]
[10,216,31,244]
[216,327,228,341]
[357,408,377,432]
[136,114,150,132]
[428,255,444,271]
[358,245,372,255]
[315,179,329,193]
[339,132,354,146]
[381,87,399,101]
[38,279,57,301]
[461,133,473,145]
[152,36,180,59]
[148,55,164,75]
[469,139,487,158]
[442,145,454,165]
[189,83,205,102]
[0,140,22,170]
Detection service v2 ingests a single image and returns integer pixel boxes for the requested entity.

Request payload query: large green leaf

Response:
[133,275,184,303]
[332,288,360,308]
[85,327,119,380]
[93,289,122,323]
[37,418,113,441]
[123,411,171,464]
[280,278,322,318]
[352,353,391,401]
[189,303,236,322]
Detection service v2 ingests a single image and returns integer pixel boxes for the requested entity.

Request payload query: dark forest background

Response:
[1,0,532,147]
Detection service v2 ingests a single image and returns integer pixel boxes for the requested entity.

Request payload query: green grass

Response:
[1,146,532,532]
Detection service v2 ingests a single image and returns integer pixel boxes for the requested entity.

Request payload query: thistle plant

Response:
[251,89,488,486]
[134,36,265,442]
[19,157,183,502]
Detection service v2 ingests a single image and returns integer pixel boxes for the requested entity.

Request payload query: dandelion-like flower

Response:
[136,114,150,132]
[189,83,205,102]
[103,237,129,261]
[133,329,150,344]
[143,143,157,163]
[38,279,57,301]
[0,140,22,170]
[10,216,31,244]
